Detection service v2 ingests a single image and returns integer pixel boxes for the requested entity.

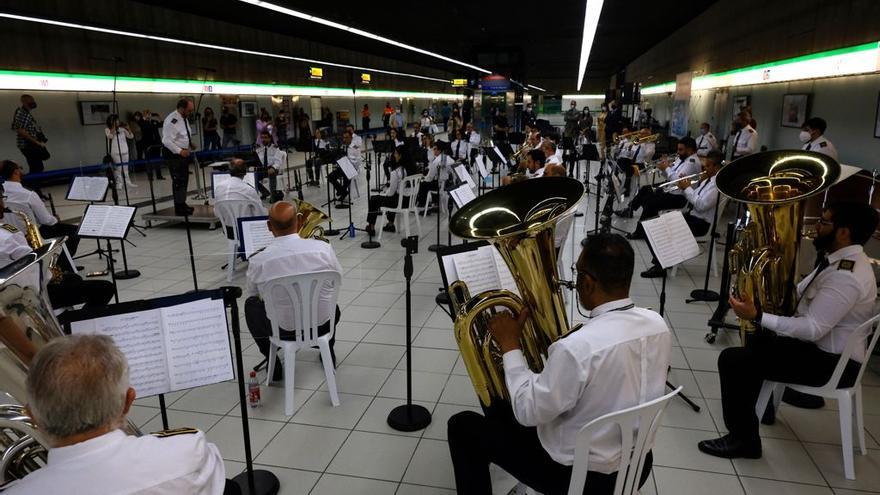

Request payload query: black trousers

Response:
[47,273,114,309]
[39,222,80,260]
[367,194,405,225]
[630,187,689,237]
[416,180,438,206]
[362,117,370,130]
[19,145,44,174]
[448,410,653,495]
[164,152,190,209]
[328,168,350,198]
[244,296,339,364]
[719,333,860,442]
[617,157,635,195]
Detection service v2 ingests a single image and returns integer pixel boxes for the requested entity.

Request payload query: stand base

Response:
[114,269,141,280]
[387,404,432,432]
[435,292,449,306]
[361,240,381,249]
[334,203,350,209]
[232,469,280,495]
[688,289,720,302]
[324,228,341,236]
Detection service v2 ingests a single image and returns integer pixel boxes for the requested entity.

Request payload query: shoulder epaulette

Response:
[837,259,855,272]
[1,224,19,233]
[151,427,199,438]
[819,141,827,148]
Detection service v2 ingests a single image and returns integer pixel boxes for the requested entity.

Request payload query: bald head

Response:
[229,158,247,178]
[544,164,567,177]
[268,201,299,236]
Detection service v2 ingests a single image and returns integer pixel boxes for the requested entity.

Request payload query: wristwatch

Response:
[751,308,763,327]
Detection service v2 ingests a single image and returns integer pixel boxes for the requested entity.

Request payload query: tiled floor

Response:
[41,152,880,494]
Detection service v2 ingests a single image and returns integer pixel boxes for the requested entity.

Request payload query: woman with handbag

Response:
[105,114,136,189]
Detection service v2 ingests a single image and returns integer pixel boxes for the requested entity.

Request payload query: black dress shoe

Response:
[782,388,826,409]
[698,434,761,459]
[365,225,376,236]
[382,224,396,233]
[761,403,776,425]
[175,206,195,216]
[640,265,666,278]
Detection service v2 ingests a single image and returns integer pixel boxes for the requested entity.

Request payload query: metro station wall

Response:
[640,72,880,168]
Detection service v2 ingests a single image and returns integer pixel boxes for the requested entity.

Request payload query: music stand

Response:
[76,204,137,302]
[67,175,117,266]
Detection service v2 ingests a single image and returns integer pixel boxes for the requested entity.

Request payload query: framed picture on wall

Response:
[79,101,114,126]
[732,95,750,114]
[781,93,809,128]
[240,101,257,118]
[874,92,880,138]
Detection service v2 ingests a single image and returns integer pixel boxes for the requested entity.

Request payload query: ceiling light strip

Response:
[0,69,466,99]
[575,0,606,91]
[0,12,450,84]
[238,0,491,75]
[562,94,605,99]
[641,41,880,95]
[527,84,547,92]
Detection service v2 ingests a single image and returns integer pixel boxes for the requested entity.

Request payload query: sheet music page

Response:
[162,298,233,391]
[240,218,274,259]
[454,164,476,189]
[69,310,171,398]
[452,248,501,295]
[78,205,136,239]
[68,176,109,202]
[493,146,506,164]
[641,211,699,268]
[486,246,521,298]
[337,156,358,179]
[450,184,477,209]
[476,156,489,178]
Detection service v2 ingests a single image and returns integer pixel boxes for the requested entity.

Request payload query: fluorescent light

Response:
[562,94,605,99]
[238,0,491,75]
[641,41,880,94]
[0,12,450,84]
[527,84,547,92]
[576,0,606,91]
[0,69,466,100]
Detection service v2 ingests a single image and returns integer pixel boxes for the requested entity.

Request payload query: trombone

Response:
[631,133,660,145]
[612,130,639,144]
[652,171,707,193]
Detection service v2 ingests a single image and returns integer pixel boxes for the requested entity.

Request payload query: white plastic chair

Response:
[214,199,264,281]
[262,271,342,416]
[754,313,880,480]
[378,174,424,239]
[568,386,682,495]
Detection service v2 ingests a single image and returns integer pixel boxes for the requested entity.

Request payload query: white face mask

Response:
[798,130,812,143]
[700,128,708,135]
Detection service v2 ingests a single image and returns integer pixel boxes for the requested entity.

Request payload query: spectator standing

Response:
[219,106,239,148]
[275,109,289,147]
[382,102,393,129]
[256,108,274,144]
[105,114,136,188]
[201,107,220,151]
[128,112,143,161]
[10,94,48,174]
[362,104,371,131]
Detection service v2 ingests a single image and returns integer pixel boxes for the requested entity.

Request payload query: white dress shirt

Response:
[105,127,133,154]
[802,135,838,161]
[0,222,33,267]
[683,175,719,224]
[631,142,655,164]
[762,244,876,362]
[731,125,757,158]
[2,429,225,495]
[662,154,702,196]
[451,139,469,161]
[161,110,192,155]
[255,144,284,170]
[350,133,364,150]
[384,166,407,197]
[503,298,672,470]
[425,154,450,183]
[467,131,481,148]
[546,154,561,166]
[246,233,343,324]
[554,148,563,162]
[347,139,363,168]
[696,132,718,156]
[214,176,266,213]
[3,181,57,226]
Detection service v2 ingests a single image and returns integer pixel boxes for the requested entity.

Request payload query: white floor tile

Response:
[327,430,419,481]
[439,374,481,407]
[310,474,398,495]
[320,364,392,396]
[804,442,880,491]
[652,427,736,474]
[653,466,744,495]
[732,437,826,485]
[206,416,284,462]
[256,423,349,471]
[142,409,224,434]
[394,347,458,374]
[379,370,449,403]
[403,439,456,489]
[343,342,406,369]
[355,396,432,438]
[740,477,833,495]
[292,392,371,429]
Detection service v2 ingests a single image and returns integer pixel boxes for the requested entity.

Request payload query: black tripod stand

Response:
[360,161,380,249]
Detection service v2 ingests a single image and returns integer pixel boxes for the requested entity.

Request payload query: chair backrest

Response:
[568,386,682,495]
[397,174,423,208]
[214,199,263,241]
[824,312,880,390]
[5,201,35,230]
[260,271,342,343]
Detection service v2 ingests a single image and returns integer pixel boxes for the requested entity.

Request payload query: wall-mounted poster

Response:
[240,101,257,118]
[670,100,689,138]
[79,101,113,126]
[732,95,750,114]
[781,94,809,128]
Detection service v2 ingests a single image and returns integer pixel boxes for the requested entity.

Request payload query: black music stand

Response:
[687,191,723,303]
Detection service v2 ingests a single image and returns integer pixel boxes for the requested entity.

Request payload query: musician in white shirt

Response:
[366,145,411,235]
[640,150,722,278]
[415,142,449,207]
[214,159,265,213]
[2,335,227,495]
[696,123,718,157]
[730,111,758,160]
[161,98,195,215]
[622,127,654,196]
[448,234,671,495]
[328,130,362,201]
[254,130,285,199]
[450,128,469,163]
[541,140,561,166]
[307,128,328,186]
[466,122,481,167]
[799,117,838,161]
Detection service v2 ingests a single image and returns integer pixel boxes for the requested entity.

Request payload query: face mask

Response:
[734,121,743,131]
[799,131,812,143]
[29,102,37,110]
[700,128,708,135]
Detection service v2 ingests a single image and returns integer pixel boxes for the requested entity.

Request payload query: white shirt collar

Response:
[49,429,126,465]
[827,244,863,265]
[589,298,635,318]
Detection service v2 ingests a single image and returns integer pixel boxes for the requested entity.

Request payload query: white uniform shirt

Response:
[347,137,363,168]
[0,223,33,267]
[246,233,343,324]
[631,142,655,164]
[2,429,225,495]
[467,131,481,149]
[663,154,702,196]
[554,148,563,162]
[802,135,838,161]
[3,181,57,226]
[350,133,364,151]
[683,175,719,224]
[425,154,450,183]
[503,299,672,469]
[214,176,265,213]
[546,154,561,166]
[161,110,192,155]
[696,132,718,157]
[762,244,876,362]
[384,167,407,197]
[731,125,757,158]
[451,139,469,161]
[255,144,284,171]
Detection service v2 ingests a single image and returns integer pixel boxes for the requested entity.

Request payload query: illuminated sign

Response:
[451,78,468,87]
[309,67,323,80]
[361,73,371,84]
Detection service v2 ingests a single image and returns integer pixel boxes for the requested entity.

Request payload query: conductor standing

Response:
[162,99,195,216]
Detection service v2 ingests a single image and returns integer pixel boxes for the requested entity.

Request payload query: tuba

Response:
[292,198,329,242]
[448,177,584,407]
[716,150,840,342]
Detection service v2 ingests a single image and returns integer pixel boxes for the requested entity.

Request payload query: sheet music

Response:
[162,298,233,390]
[476,156,489,178]
[336,156,358,180]
[454,164,476,189]
[69,310,171,398]
[68,176,109,202]
[487,246,521,297]
[493,146,506,164]
[452,248,501,295]
[641,211,700,269]
[450,184,477,208]
[239,217,273,259]
[77,205,136,239]
[212,172,256,196]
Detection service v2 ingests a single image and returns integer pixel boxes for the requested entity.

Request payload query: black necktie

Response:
[263,147,268,168]
[733,131,741,156]
[687,179,711,212]
[456,142,460,158]
[184,117,191,151]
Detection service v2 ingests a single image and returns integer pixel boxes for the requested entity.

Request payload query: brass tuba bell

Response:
[448,177,584,407]
[291,198,329,242]
[716,150,840,342]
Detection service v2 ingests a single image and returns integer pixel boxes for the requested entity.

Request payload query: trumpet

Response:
[652,171,707,192]
[639,155,677,175]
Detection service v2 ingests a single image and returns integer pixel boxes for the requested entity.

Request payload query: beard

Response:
[812,230,834,252]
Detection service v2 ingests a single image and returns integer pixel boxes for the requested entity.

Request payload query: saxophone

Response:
[12,211,63,283]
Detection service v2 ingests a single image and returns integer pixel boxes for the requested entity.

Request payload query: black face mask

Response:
[734,121,744,131]
[812,228,835,252]
[28,102,37,110]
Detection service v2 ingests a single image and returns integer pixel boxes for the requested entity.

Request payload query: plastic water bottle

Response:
[247,371,261,408]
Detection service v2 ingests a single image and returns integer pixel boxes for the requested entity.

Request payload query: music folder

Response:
[436,242,520,317]
[336,156,358,180]
[67,176,109,202]
[238,215,272,260]
[77,204,137,240]
[641,211,700,269]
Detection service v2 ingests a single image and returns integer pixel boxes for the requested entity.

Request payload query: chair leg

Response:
[838,393,856,480]
[377,211,385,240]
[266,344,276,386]
[670,265,678,278]
[284,347,297,416]
[318,339,340,407]
[854,387,867,455]
[414,207,422,236]
[423,193,432,218]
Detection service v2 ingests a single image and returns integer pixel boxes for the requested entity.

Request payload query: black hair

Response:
[229,160,247,178]
[705,150,724,166]
[105,114,119,128]
[1,160,20,180]
[176,98,190,110]
[578,234,634,293]
[260,130,271,137]
[826,202,880,246]
[527,149,545,165]
[679,137,697,151]
[803,117,827,134]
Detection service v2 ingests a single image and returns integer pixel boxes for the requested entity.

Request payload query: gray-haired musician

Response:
[1,335,227,494]
[699,202,878,459]
[447,234,671,495]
